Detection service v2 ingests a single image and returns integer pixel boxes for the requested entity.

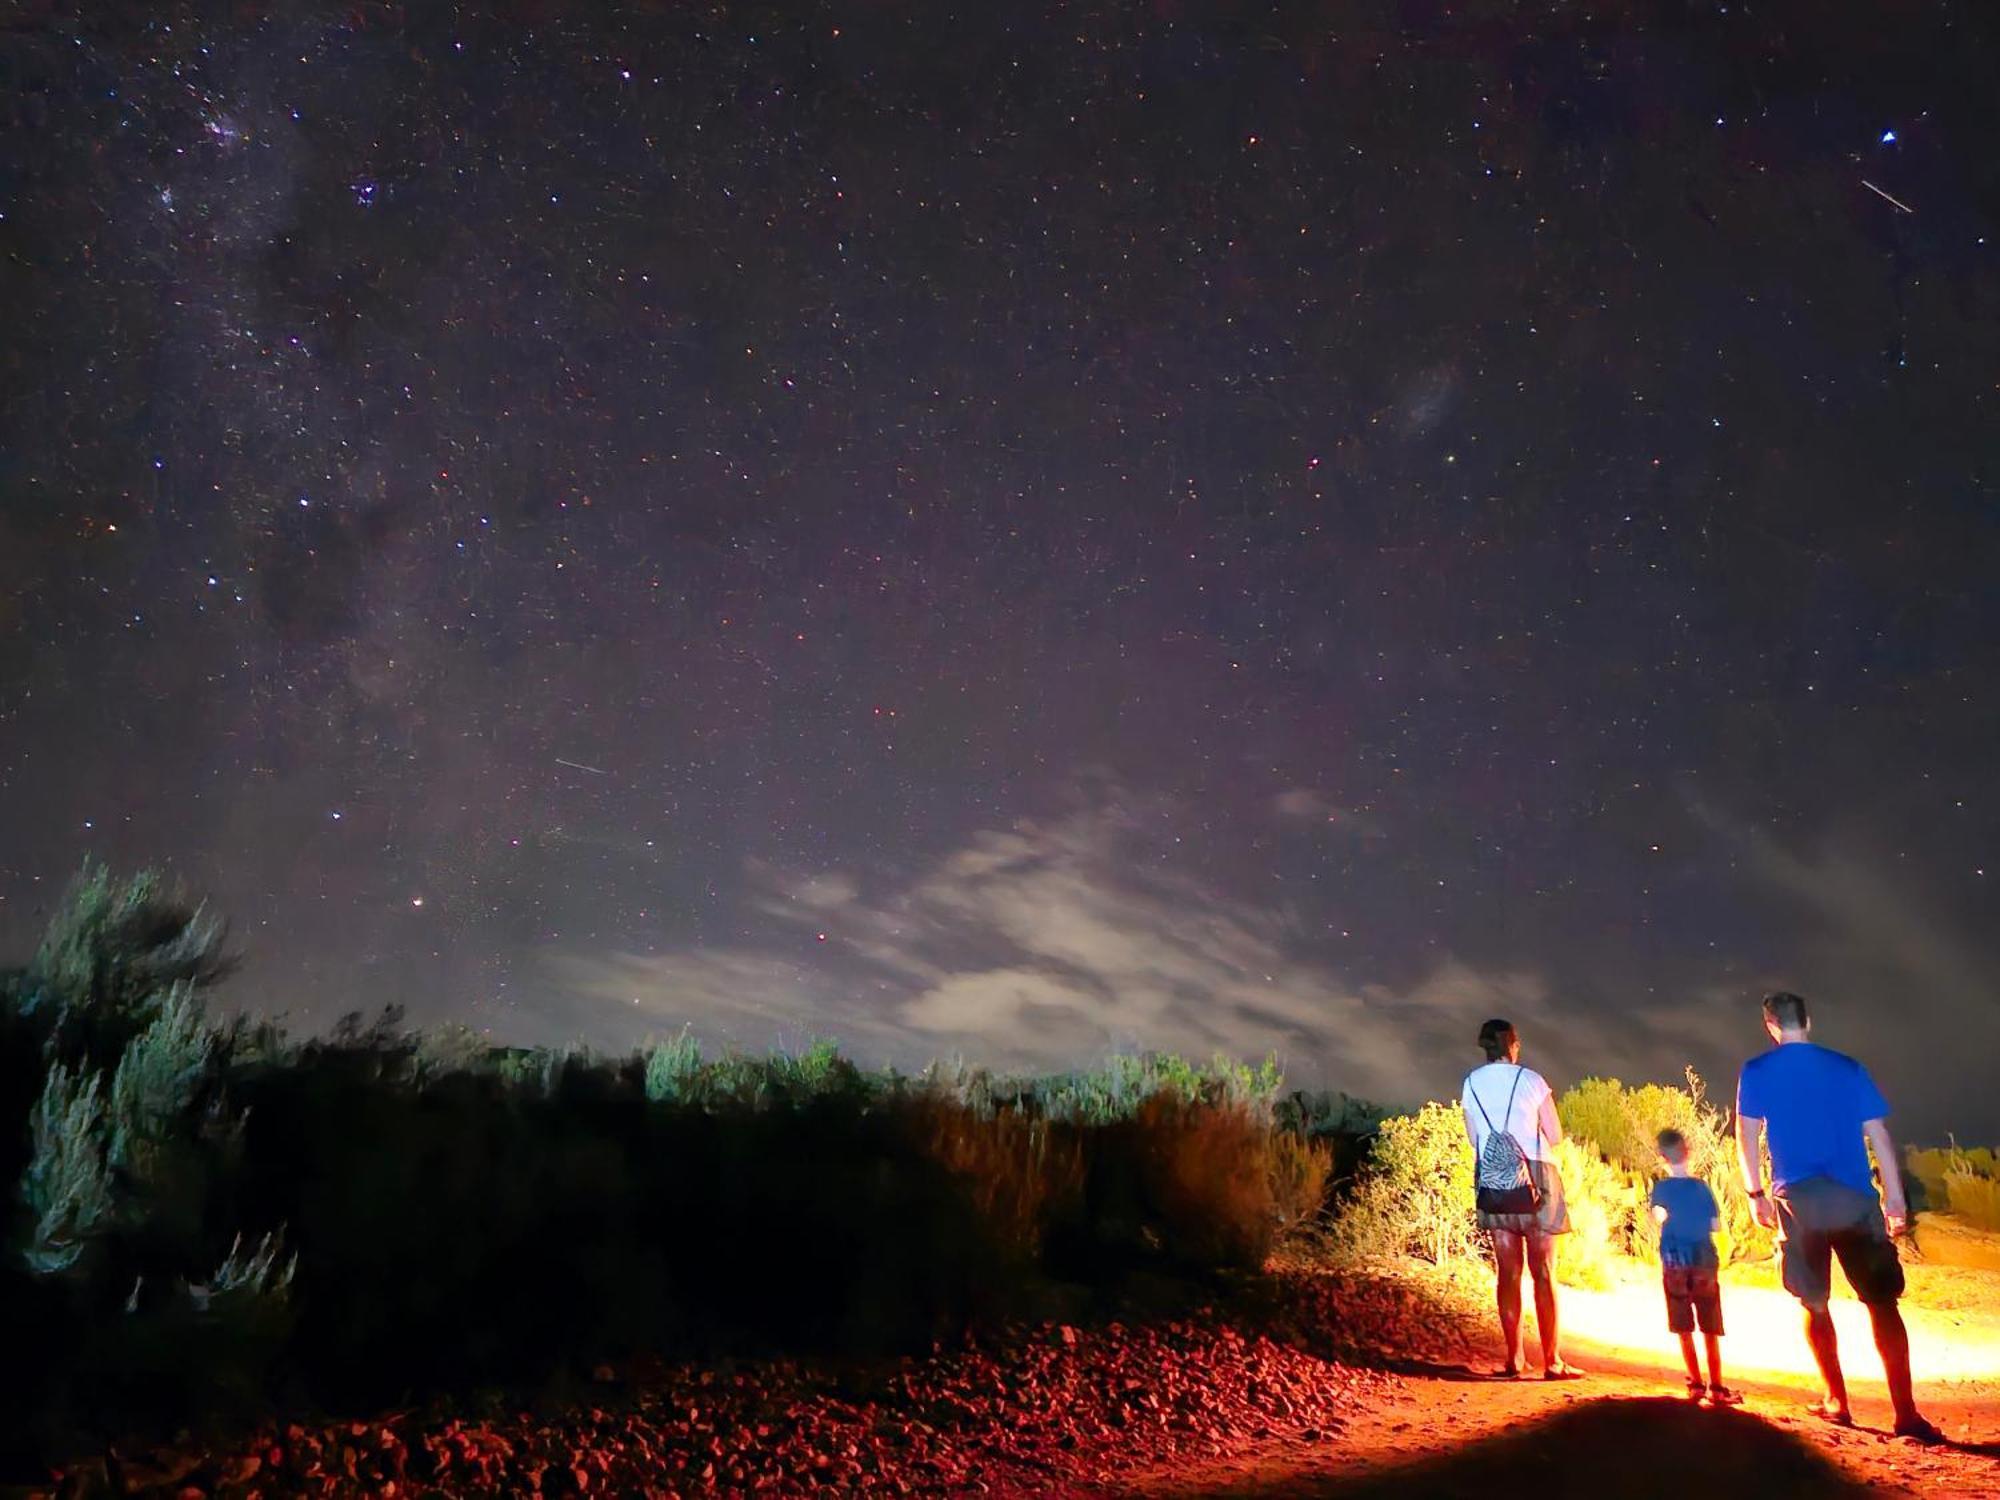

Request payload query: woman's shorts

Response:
[1477,1158,1571,1237]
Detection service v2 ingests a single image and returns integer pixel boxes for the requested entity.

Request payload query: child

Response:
[1650,1128,1742,1406]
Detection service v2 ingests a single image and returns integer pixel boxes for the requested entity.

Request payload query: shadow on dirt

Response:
[1197,1396,1876,1498]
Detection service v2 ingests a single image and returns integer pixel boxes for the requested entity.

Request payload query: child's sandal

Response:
[1685,1379,1706,1401]
[1707,1386,1744,1407]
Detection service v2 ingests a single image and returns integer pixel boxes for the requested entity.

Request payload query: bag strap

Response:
[1469,1064,1522,1142]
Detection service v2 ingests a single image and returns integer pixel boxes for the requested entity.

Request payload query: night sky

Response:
[3,1,1996,1138]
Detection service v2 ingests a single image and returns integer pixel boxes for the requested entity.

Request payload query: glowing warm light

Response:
[1559,1278,2000,1385]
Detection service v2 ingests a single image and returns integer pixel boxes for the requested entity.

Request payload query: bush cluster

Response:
[1332,1069,1784,1283]
[2,866,1340,1469]
[1909,1143,2000,1231]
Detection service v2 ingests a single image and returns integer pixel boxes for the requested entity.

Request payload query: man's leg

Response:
[1866,1301,1920,1426]
[1777,1199,1846,1417]
[1802,1299,1850,1418]
[1524,1231,1563,1369]
[1492,1229,1526,1371]
[1834,1219,1928,1435]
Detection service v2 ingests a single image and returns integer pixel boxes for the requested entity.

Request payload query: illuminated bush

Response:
[1334,1101,1478,1270]
[1912,1142,2000,1230]
[1268,1127,1335,1237]
[1548,1137,1630,1288]
[903,1093,1084,1258]
[1128,1094,1283,1269]
[1945,1166,2000,1232]
[1557,1070,1773,1269]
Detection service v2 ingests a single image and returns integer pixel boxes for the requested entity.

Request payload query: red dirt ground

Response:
[28,1270,2000,1497]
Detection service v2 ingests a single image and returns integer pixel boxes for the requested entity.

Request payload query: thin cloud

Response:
[548,805,1587,1104]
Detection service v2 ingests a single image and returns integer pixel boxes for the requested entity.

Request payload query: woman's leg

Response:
[1524,1231,1568,1371]
[1491,1229,1526,1370]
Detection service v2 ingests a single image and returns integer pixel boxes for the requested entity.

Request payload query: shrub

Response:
[1944,1166,2000,1232]
[20,1060,114,1275]
[1549,1137,1630,1288]
[1132,1095,1277,1268]
[1556,1070,1773,1269]
[20,865,232,1067]
[1029,1051,1284,1125]
[1908,1146,1955,1213]
[1268,1128,1334,1236]
[1334,1101,1478,1270]
[107,983,214,1184]
[643,1028,703,1103]
[903,1094,1083,1258]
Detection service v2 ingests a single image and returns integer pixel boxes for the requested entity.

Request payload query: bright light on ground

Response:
[1558,1277,2000,1385]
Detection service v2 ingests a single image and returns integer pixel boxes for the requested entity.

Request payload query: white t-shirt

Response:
[1461,1063,1557,1163]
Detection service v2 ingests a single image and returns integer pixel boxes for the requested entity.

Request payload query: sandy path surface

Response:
[1116,1279,2000,1498]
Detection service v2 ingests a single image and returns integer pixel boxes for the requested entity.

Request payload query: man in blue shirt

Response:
[1736,991,1939,1443]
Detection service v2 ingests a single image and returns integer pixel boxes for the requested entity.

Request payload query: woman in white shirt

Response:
[1461,1018,1583,1379]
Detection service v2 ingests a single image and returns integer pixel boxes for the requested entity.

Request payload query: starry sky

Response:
[3,0,1996,1137]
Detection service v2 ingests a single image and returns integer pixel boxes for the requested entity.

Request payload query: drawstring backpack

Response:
[1470,1065,1544,1216]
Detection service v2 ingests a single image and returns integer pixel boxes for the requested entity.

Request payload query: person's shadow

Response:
[1185,1396,1914,1498]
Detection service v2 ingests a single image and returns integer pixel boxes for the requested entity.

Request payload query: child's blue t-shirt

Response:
[1651,1176,1720,1268]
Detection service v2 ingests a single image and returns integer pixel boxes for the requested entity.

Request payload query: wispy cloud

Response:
[548,803,1585,1105]
[1681,797,2000,1123]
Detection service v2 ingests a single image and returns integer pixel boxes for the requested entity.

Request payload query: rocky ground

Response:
[28,1262,2000,1498]
[24,1272,1466,1498]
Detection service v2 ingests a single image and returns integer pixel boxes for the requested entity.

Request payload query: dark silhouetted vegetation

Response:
[2,866,1354,1473]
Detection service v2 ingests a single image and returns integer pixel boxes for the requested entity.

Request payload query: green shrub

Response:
[21,1060,115,1274]
[643,1028,703,1103]
[1334,1101,1478,1270]
[1557,1070,1773,1269]
[205,1228,297,1307]
[20,865,232,1067]
[1549,1137,1631,1288]
[107,982,214,1183]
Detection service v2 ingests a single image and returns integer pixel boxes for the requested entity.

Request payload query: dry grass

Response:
[903,1094,1085,1258]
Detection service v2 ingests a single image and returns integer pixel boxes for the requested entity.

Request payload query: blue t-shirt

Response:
[1650,1176,1720,1267]
[1736,1043,1888,1196]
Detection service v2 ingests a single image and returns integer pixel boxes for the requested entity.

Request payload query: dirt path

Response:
[1116,1282,2000,1498]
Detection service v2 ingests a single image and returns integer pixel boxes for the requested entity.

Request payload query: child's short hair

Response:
[1656,1128,1688,1157]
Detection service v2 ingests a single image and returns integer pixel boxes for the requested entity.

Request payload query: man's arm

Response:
[1737,1112,1777,1228]
[1864,1117,1908,1236]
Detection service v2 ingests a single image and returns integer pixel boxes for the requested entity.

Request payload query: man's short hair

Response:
[1656,1128,1688,1157]
[1762,991,1810,1030]
[1477,1018,1517,1062]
